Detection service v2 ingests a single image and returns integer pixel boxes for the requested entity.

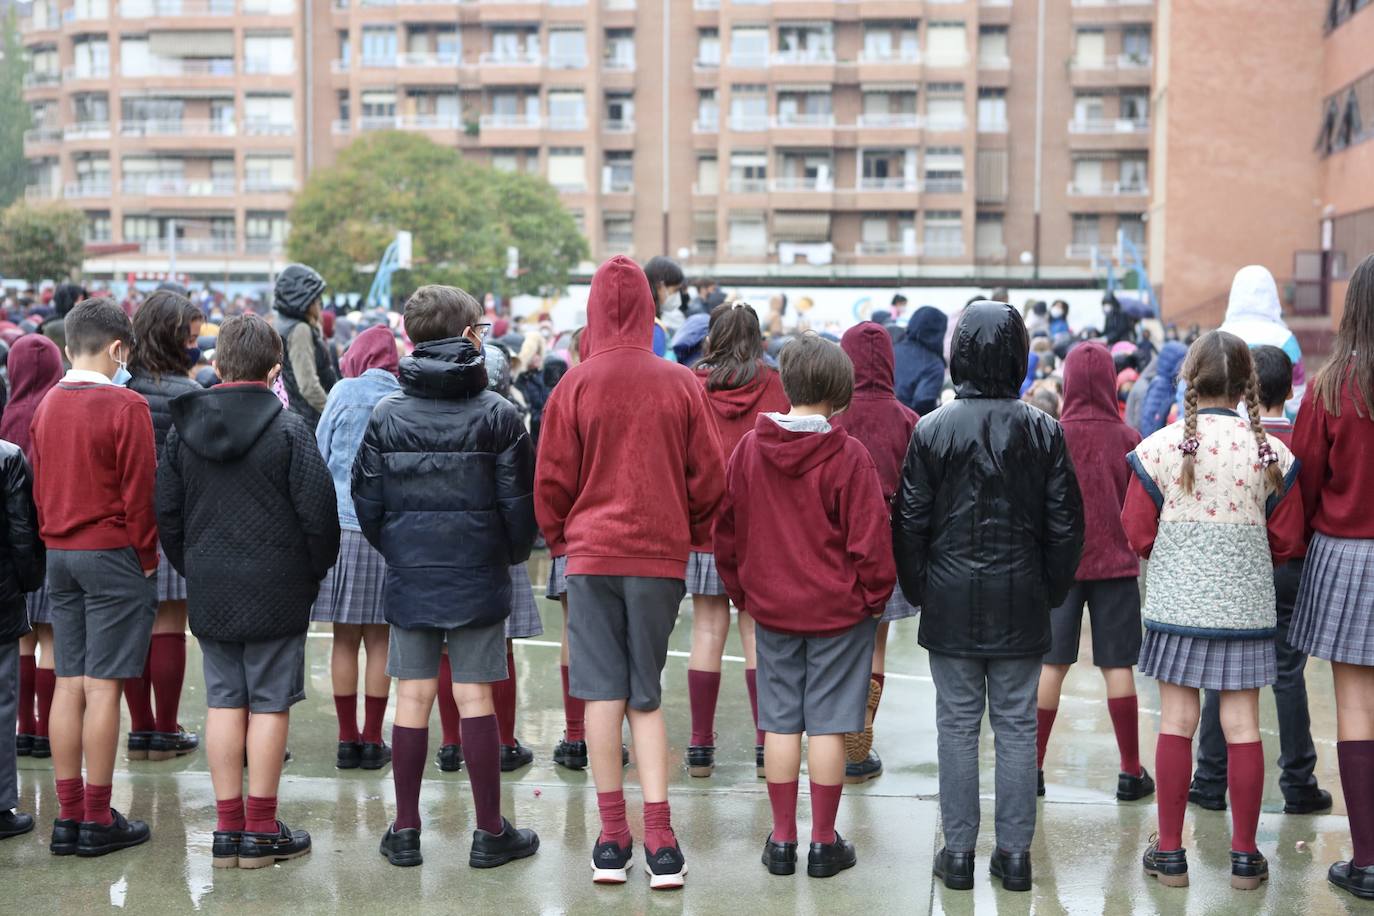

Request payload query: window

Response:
[862,149,916,188]
[976,148,1008,203]
[85,212,112,243]
[605,92,634,128]
[1074,92,1105,127]
[1072,158,1103,194]
[491,149,518,173]
[1072,213,1101,247]
[335,92,349,125]
[978,26,1008,67]
[975,213,1004,259]
[776,91,832,125]
[1120,155,1148,192]
[74,93,109,124]
[977,88,1007,132]
[924,146,964,193]
[605,29,634,68]
[490,28,536,61]
[862,24,917,61]
[603,151,633,193]
[776,152,833,189]
[72,38,110,77]
[693,211,718,257]
[696,156,718,194]
[336,30,350,65]
[1122,26,1151,64]
[1074,28,1105,68]
[729,151,767,192]
[548,29,587,68]
[244,155,294,192]
[361,26,396,64]
[727,213,767,254]
[603,213,633,253]
[547,90,586,129]
[730,85,768,129]
[926,84,965,131]
[1118,214,1145,250]
[862,216,891,245]
[1121,91,1149,124]
[246,212,290,251]
[547,148,586,190]
[776,23,833,61]
[697,28,720,66]
[924,211,963,257]
[729,26,768,67]
[123,216,165,242]
[244,33,295,73]
[696,90,719,130]
[926,22,967,66]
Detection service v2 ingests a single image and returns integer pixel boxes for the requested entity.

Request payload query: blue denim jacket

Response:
[316,368,401,530]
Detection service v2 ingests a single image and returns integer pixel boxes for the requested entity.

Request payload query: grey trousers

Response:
[929,652,1040,855]
[0,639,16,811]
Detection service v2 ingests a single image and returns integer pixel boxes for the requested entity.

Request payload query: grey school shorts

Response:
[756,617,879,736]
[566,575,685,711]
[1044,577,1143,668]
[200,634,307,714]
[48,548,157,680]
[387,622,508,683]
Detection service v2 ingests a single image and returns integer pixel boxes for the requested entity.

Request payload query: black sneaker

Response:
[212,830,241,868]
[755,744,765,779]
[1187,785,1226,811]
[646,842,688,889]
[237,820,311,869]
[16,734,33,757]
[336,741,362,769]
[1037,769,1045,797]
[1117,767,1156,801]
[49,818,78,855]
[844,750,883,784]
[436,744,464,772]
[360,742,392,770]
[1142,835,1189,887]
[591,837,634,884]
[989,848,1032,892]
[379,824,422,867]
[500,741,534,772]
[0,810,35,840]
[553,738,587,770]
[76,808,151,857]
[30,735,51,759]
[469,817,539,869]
[933,847,974,890]
[807,831,856,878]
[761,833,797,876]
[1330,861,1374,900]
[148,726,199,762]
[1284,787,1333,815]
[126,731,153,761]
[686,745,715,778]
[1231,850,1268,890]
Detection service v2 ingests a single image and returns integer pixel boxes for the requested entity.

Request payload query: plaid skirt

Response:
[25,583,50,625]
[686,551,727,597]
[311,528,387,626]
[156,543,187,603]
[546,555,568,601]
[1291,533,1374,665]
[881,583,919,623]
[1138,628,1276,690]
[506,563,544,639]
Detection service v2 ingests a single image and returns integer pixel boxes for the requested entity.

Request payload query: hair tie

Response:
[1258,442,1279,468]
[1179,436,1201,456]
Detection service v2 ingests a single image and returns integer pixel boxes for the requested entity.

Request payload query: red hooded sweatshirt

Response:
[535,256,725,579]
[0,334,64,459]
[1059,342,1142,580]
[691,361,789,551]
[833,321,919,501]
[714,413,896,636]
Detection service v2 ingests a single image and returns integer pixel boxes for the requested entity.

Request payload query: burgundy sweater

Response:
[1292,379,1374,541]
[31,380,159,570]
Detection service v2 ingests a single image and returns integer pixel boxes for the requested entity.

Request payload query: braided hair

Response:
[1178,331,1283,495]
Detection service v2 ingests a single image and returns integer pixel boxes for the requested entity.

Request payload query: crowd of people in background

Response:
[0,248,1372,904]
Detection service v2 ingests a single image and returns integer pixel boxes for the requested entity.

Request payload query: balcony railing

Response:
[547,55,588,70]
[925,51,969,68]
[69,2,111,21]
[121,119,236,137]
[923,177,966,193]
[1117,53,1153,69]
[1072,0,1153,6]
[858,177,920,191]
[856,241,920,257]
[64,181,112,198]
[728,114,767,131]
[924,240,966,258]
[770,49,835,66]
[359,115,400,131]
[242,0,296,12]
[1066,242,1124,260]
[479,113,543,129]
[857,48,921,64]
[925,113,968,131]
[1066,181,1149,196]
[245,239,285,255]
[22,73,62,88]
[25,185,59,201]
[1068,116,1149,134]
[243,57,294,75]
[602,55,636,70]
[727,53,769,69]
[547,115,588,130]
[64,121,112,139]
[979,54,1011,69]
[603,118,635,132]
[118,0,234,15]
[22,126,61,145]
[602,176,634,193]
[244,118,295,136]
[693,117,720,133]
[62,64,110,81]
[478,52,541,67]
[857,113,922,128]
[770,112,836,128]
[124,59,235,77]
[399,52,463,67]
[331,59,350,73]
[692,183,718,196]
[397,114,463,130]
[144,237,239,255]
[243,177,297,192]
[978,117,1009,133]
[331,119,352,134]
[770,176,833,192]
[124,177,237,196]
[726,178,767,193]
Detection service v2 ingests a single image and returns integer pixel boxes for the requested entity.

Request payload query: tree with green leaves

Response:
[0,9,31,208]
[287,132,588,299]
[0,200,86,287]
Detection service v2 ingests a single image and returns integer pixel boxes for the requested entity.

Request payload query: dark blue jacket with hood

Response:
[894,307,949,416]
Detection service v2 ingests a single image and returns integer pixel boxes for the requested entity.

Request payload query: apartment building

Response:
[22,0,1157,288]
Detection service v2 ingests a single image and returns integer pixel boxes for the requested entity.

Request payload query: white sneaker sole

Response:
[648,864,688,890]
[591,859,633,884]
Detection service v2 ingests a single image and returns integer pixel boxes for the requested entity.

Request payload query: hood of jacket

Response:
[753,413,848,477]
[582,255,654,358]
[0,333,64,455]
[274,263,326,320]
[695,362,781,421]
[1154,341,1189,382]
[950,301,1029,399]
[170,384,282,462]
[340,325,398,379]
[907,306,949,354]
[1224,265,1283,327]
[399,335,488,399]
[842,321,897,395]
[1060,342,1121,423]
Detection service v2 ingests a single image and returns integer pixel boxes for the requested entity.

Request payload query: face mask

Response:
[110,343,131,386]
[1052,309,1065,319]
[185,346,202,369]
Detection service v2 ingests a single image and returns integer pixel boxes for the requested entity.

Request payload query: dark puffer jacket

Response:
[894,301,1084,658]
[128,371,202,458]
[0,442,44,642]
[352,336,536,631]
[156,384,341,642]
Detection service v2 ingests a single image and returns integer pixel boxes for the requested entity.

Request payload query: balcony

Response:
[691,183,718,196]
[727,53,769,69]
[359,116,402,131]
[22,126,61,146]
[124,59,235,77]
[601,175,634,194]
[857,113,922,129]
[603,55,636,71]
[331,59,349,73]
[924,240,966,258]
[1072,0,1153,5]
[978,117,1009,133]
[925,113,968,131]
[725,178,767,193]
[242,0,296,12]
[547,55,588,70]
[143,237,239,255]
[858,49,921,64]
[118,0,234,14]
[603,118,635,132]
[69,2,111,21]
[856,241,920,257]
[121,119,237,137]
[64,181,112,198]
[979,54,1012,70]
[769,176,833,192]
[245,239,284,255]
[25,185,59,201]
[479,113,543,129]
[925,50,970,68]
[243,176,297,192]
[858,177,920,192]
[398,52,463,68]
[64,121,112,140]
[770,112,836,129]
[728,114,768,132]
[693,117,720,133]
[397,114,463,130]
[62,65,110,81]
[331,119,351,135]
[770,49,835,66]
[1068,116,1149,134]
[244,118,295,136]
[477,51,541,68]
[923,177,966,193]
[1067,180,1149,196]
[124,177,237,196]
[22,73,61,89]
[1071,54,1153,72]
[1066,242,1123,259]
[243,58,294,75]
[547,115,588,131]
[1117,53,1153,70]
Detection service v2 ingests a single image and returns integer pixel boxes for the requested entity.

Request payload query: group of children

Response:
[2,252,1373,903]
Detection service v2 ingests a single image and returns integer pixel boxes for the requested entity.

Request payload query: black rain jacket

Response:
[0,442,44,642]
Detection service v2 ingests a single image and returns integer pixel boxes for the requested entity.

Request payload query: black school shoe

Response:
[1117,767,1156,801]
[336,741,362,769]
[50,818,78,855]
[646,842,688,889]
[553,738,586,770]
[807,832,856,878]
[76,809,151,857]
[755,745,765,779]
[30,735,51,759]
[761,833,797,876]
[379,825,422,867]
[237,820,311,869]
[933,847,975,890]
[686,745,715,778]
[360,742,392,770]
[126,731,153,761]
[1330,861,1374,900]
[1284,787,1333,815]
[469,817,539,869]
[211,830,241,868]
[436,744,464,772]
[1231,850,1269,890]
[1142,836,1189,887]
[148,726,199,762]
[989,849,1032,892]
[0,810,35,839]
[1187,785,1226,811]
[845,750,883,784]
[500,741,534,772]
[16,734,33,756]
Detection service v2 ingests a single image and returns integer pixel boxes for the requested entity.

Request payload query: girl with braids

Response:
[1121,330,1304,892]
[1289,252,1374,902]
[684,302,789,779]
